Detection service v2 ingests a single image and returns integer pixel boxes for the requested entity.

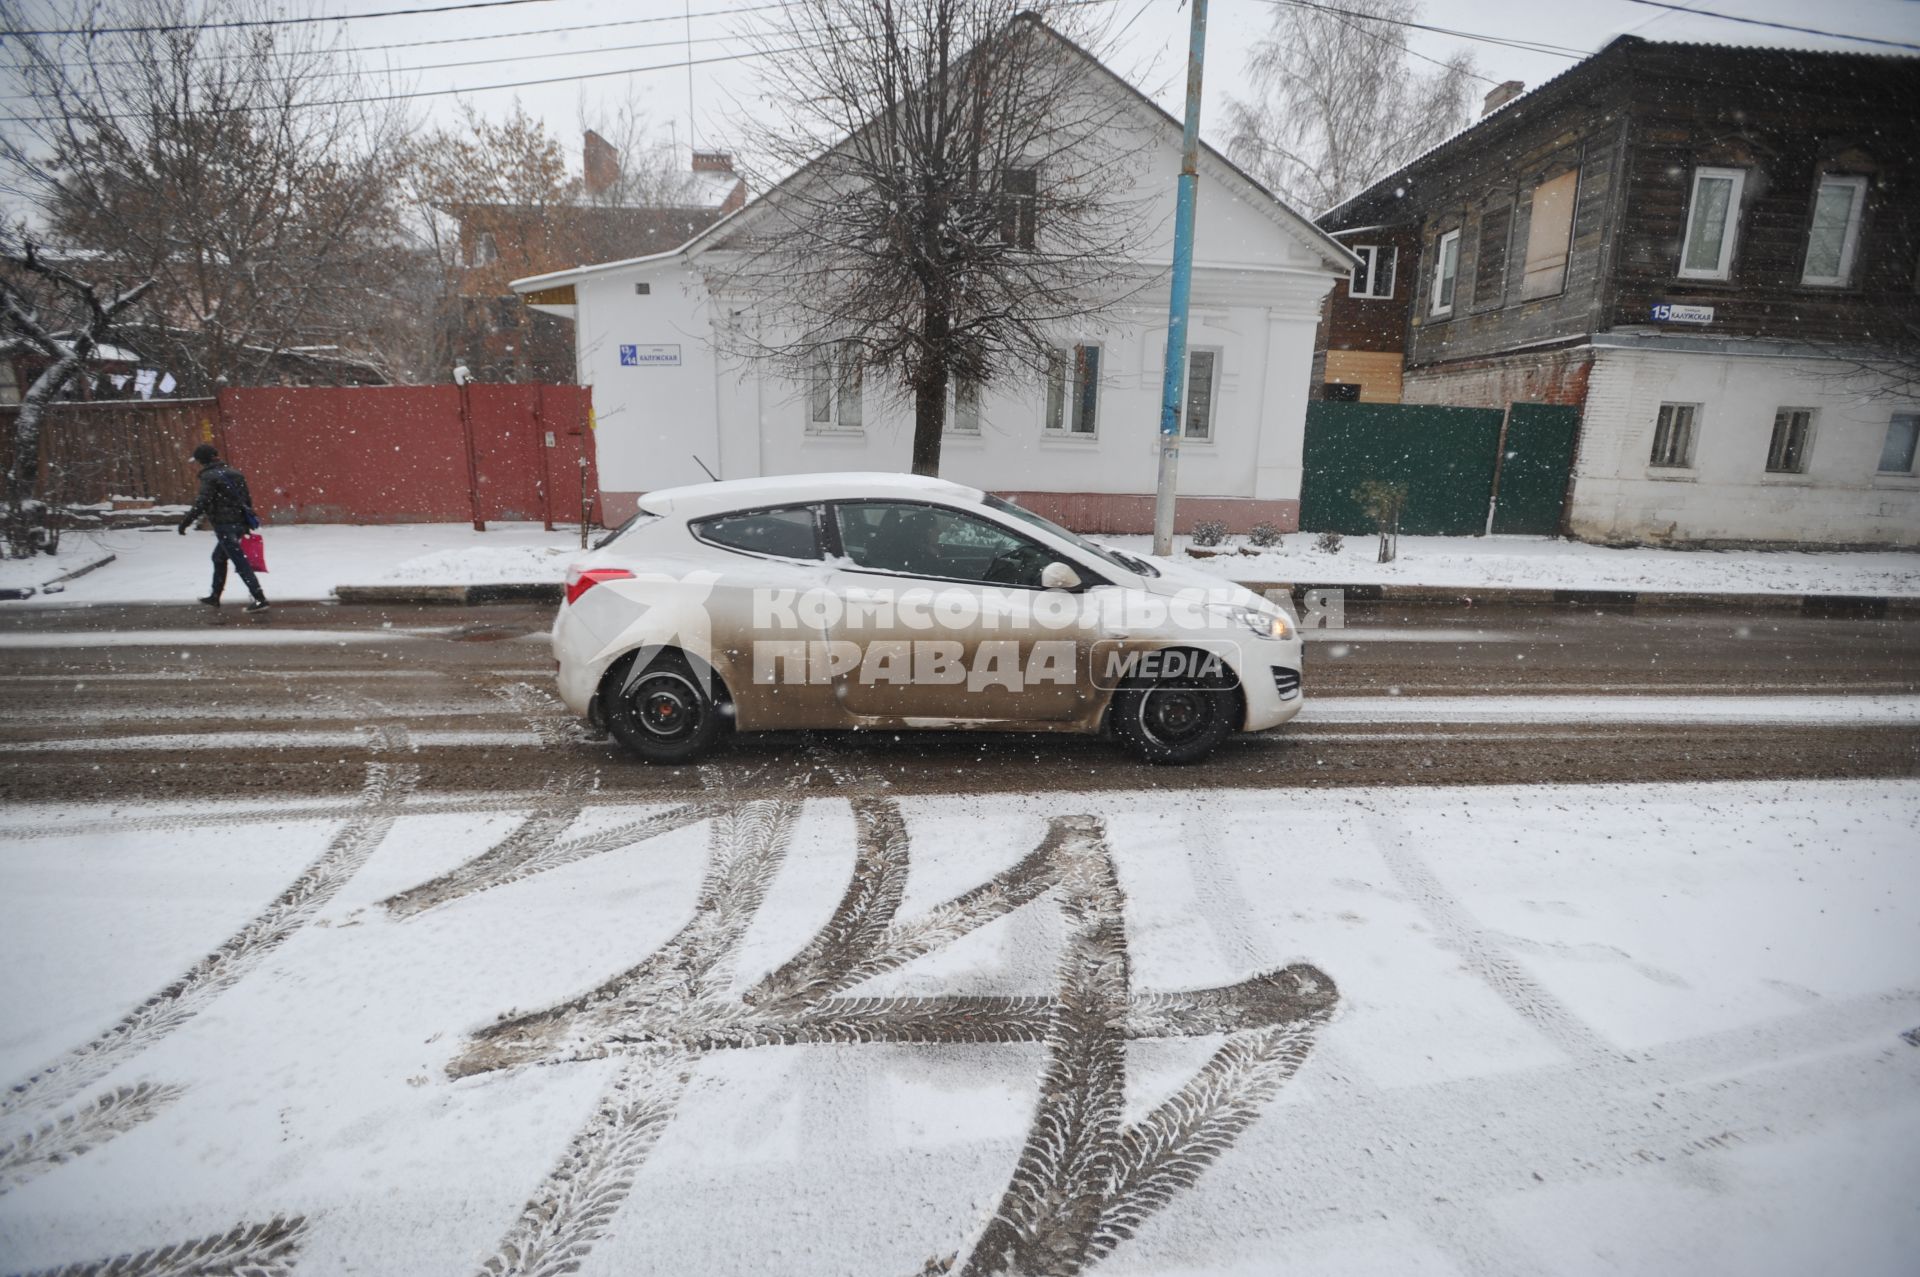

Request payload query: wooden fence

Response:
[2,386,599,526]
[0,398,216,507]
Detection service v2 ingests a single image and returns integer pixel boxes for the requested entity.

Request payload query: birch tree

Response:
[1,238,152,556]
[1226,0,1476,215]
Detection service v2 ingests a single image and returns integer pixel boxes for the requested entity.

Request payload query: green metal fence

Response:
[1299,402,1578,537]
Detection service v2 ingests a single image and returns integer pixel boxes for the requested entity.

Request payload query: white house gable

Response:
[513,19,1350,531]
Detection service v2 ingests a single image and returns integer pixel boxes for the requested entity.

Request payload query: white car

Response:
[553,473,1303,764]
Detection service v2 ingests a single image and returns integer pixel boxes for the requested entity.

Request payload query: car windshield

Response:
[982,494,1154,577]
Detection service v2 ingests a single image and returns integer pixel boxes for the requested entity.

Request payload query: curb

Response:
[0,553,117,602]
[1239,581,1916,616]
[330,579,1917,617]
[334,583,563,606]
[44,554,117,587]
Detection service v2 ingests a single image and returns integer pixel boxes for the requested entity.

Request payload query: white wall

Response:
[730,268,1330,501]
[571,255,1333,510]
[572,262,723,495]
[554,107,1345,516]
[1570,346,1920,545]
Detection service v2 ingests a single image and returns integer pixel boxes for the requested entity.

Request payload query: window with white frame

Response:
[948,376,981,434]
[1879,413,1918,475]
[1349,245,1396,299]
[807,343,863,431]
[1430,229,1461,316]
[1184,349,1218,440]
[1679,167,1746,280]
[1766,408,1814,474]
[1043,343,1100,435]
[1803,174,1868,286]
[471,231,499,267]
[1649,402,1699,468]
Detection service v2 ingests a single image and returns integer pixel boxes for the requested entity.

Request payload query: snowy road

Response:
[0,600,1916,1274]
[0,780,1915,1275]
[0,598,1913,804]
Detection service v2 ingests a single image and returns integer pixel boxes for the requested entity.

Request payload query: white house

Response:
[511,25,1354,531]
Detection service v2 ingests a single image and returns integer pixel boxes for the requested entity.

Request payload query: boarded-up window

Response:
[1520,170,1579,299]
[1475,205,1513,307]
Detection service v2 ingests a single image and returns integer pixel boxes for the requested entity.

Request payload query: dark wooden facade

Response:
[1315,37,1920,394]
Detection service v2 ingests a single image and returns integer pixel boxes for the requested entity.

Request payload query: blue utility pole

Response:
[1153,0,1208,557]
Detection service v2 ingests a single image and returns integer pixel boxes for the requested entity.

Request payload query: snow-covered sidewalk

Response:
[0,522,586,604]
[0,779,1914,1274]
[1103,531,1920,597]
[2,522,1916,604]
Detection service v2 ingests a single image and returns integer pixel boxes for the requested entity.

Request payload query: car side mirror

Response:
[1041,561,1082,592]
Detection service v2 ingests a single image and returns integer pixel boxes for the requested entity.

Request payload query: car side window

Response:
[690,505,823,559]
[834,501,1057,587]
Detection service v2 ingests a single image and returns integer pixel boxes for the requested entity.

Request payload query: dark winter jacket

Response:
[180,462,257,530]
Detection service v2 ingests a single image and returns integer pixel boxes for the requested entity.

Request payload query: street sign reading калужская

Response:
[619,344,682,366]
[1651,303,1714,324]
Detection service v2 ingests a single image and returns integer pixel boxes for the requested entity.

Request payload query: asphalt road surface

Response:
[0,599,1915,806]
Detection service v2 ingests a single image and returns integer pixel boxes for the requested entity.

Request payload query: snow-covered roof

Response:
[638,471,983,516]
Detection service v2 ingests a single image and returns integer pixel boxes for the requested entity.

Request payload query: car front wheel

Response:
[1111,668,1240,765]
[600,650,723,764]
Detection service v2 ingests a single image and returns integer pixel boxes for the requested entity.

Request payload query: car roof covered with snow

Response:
[638,471,986,517]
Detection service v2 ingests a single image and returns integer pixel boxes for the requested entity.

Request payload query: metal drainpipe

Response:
[1152,0,1208,558]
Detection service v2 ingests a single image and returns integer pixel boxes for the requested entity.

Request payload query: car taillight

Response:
[565,567,634,605]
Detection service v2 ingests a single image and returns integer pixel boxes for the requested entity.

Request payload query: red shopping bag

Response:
[240,532,268,573]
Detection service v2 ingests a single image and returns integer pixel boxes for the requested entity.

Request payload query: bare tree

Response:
[401,102,579,305]
[1,237,152,556]
[1226,0,1476,216]
[718,2,1150,477]
[0,0,409,393]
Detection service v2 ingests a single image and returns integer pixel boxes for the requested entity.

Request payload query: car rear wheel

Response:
[600,650,723,764]
[1111,664,1240,765]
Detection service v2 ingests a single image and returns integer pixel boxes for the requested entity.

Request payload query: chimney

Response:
[691,150,735,174]
[584,130,619,197]
[1481,80,1525,117]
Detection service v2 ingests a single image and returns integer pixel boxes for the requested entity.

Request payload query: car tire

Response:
[1111,663,1240,765]
[600,649,723,764]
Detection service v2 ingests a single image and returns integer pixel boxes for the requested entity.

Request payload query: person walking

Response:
[178,444,268,611]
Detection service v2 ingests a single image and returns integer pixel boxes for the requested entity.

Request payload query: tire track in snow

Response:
[0,1082,184,1195]
[474,1052,690,1277]
[10,1215,307,1277]
[1365,810,1616,1064]
[446,795,1338,1276]
[963,820,1340,1276]
[0,761,418,1126]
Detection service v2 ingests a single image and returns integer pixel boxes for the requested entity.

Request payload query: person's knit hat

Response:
[191,444,218,464]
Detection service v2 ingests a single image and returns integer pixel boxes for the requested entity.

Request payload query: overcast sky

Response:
[5,0,1916,181]
[304,0,1919,168]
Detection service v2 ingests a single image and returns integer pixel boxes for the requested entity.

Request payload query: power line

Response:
[1278,2,1503,85]
[5,0,570,38]
[1262,0,1590,62]
[3,2,793,66]
[0,37,828,124]
[1615,0,1920,54]
[0,20,785,99]
[2,0,1123,113]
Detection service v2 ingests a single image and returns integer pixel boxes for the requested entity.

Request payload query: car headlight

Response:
[1226,604,1293,640]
